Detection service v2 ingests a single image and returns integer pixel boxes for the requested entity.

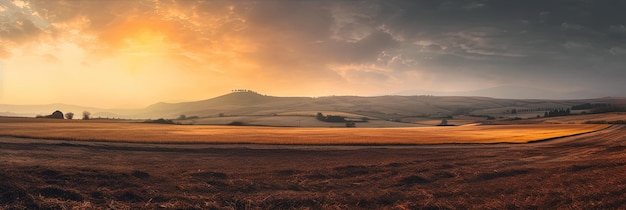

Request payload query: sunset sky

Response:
[1,0,626,108]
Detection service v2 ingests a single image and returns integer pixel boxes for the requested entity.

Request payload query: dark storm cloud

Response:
[321,0,626,93]
[230,0,626,94]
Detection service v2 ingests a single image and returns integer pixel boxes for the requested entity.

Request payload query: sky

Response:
[1,0,626,108]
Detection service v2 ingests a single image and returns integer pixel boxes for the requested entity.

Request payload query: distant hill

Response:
[0,103,136,119]
[137,91,313,118]
[2,91,625,120]
[136,92,623,119]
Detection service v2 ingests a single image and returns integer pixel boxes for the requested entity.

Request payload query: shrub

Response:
[144,118,176,124]
[228,121,246,126]
[316,112,347,122]
[82,111,91,120]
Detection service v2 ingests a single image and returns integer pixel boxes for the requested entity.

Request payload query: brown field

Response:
[0,117,609,144]
[1,125,626,209]
[1,116,625,209]
[176,115,422,128]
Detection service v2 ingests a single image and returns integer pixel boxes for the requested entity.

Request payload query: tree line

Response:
[316,112,357,127]
[316,112,346,122]
[508,107,564,114]
[543,108,571,117]
[36,110,91,120]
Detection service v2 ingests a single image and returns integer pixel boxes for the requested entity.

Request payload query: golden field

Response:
[0,117,609,144]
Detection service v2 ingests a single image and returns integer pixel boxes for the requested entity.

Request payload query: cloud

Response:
[329,1,381,42]
[11,0,29,9]
[0,13,43,44]
[609,46,626,55]
[2,0,626,105]
[328,63,397,90]
[563,41,590,49]
[561,22,584,30]
[464,2,486,10]
[609,25,626,33]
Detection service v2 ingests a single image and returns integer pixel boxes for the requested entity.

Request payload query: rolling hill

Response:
[2,91,625,124]
[137,92,625,120]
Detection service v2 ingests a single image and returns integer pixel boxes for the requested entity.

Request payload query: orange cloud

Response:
[93,16,178,55]
[1,0,437,107]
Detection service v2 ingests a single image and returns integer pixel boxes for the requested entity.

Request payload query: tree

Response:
[315,112,346,122]
[324,115,346,122]
[65,112,74,119]
[49,110,64,119]
[82,111,91,120]
[177,115,186,120]
[316,112,324,120]
[145,118,176,124]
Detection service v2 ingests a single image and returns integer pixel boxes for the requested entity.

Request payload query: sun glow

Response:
[121,30,175,56]
[116,30,177,75]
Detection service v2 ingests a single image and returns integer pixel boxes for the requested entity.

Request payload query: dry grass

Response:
[0,117,609,144]
[178,115,419,127]
[2,125,626,209]
[277,111,368,118]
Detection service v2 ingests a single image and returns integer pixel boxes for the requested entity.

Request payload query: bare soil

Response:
[1,126,626,209]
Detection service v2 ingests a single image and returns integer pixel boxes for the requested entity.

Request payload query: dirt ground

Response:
[1,126,626,209]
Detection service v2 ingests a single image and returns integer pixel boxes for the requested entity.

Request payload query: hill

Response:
[2,91,625,127]
[0,103,136,119]
[138,91,312,118]
[138,92,622,119]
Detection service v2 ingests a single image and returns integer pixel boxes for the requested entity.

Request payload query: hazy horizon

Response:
[2,0,626,108]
